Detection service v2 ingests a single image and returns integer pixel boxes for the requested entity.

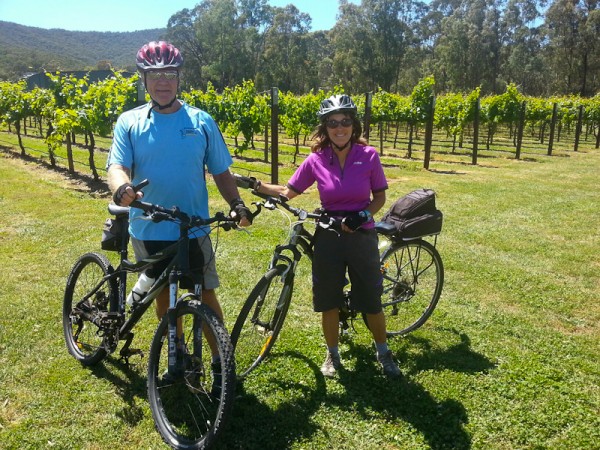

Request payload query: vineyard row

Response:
[1,73,599,180]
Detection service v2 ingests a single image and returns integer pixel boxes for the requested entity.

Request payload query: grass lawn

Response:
[0,130,598,449]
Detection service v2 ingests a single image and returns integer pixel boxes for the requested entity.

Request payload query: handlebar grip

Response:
[129,200,153,212]
[233,173,257,190]
[133,179,149,192]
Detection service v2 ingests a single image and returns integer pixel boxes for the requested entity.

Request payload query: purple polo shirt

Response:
[287,144,388,228]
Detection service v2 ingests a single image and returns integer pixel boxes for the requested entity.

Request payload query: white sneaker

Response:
[320,351,341,377]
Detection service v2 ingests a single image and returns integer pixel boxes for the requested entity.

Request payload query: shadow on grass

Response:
[0,145,110,196]
[219,329,493,449]
[216,351,326,450]
[405,328,497,374]
[333,339,473,449]
[88,355,148,426]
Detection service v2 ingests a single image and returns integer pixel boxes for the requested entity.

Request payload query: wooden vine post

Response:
[423,95,435,170]
[270,87,279,184]
[472,98,480,165]
[515,101,526,160]
[364,91,372,142]
[547,102,558,156]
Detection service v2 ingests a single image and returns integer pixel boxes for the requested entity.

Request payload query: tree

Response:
[259,5,312,92]
[195,0,246,89]
[432,0,506,94]
[545,0,600,96]
[500,0,546,95]
[330,0,426,93]
[237,0,273,86]
[166,7,207,89]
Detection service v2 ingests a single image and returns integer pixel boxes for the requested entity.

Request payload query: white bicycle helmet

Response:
[317,94,357,120]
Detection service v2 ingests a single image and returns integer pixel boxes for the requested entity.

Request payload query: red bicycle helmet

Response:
[136,41,183,72]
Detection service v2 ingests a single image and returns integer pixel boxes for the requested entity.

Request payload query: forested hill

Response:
[0,21,166,80]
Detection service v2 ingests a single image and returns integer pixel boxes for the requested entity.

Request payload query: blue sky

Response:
[0,0,353,32]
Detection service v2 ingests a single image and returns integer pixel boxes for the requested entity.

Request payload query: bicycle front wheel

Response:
[63,252,117,365]
[230,265,293,379]
[147,300,235,450]
[380,239,444,336]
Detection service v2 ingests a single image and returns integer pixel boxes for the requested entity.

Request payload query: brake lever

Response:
[263,199,277,210]
[318,216,341,236]
[150,211,170,223]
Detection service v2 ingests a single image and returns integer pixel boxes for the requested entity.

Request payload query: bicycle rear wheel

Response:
[63,252,117,365]
[147,299,235,450]
[230,265,293,379]
[380,239,444,336]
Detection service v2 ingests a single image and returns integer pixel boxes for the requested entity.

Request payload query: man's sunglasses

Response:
[326,118,353,129]
[146,71,179,81]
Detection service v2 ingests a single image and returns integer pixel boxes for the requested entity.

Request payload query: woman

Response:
[250,94,401,378]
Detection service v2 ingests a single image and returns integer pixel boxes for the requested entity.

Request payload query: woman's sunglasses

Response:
[146,70,179,81]
[326,118,353,129]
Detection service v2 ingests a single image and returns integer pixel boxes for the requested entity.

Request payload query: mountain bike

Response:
[62,180,239,450]
[230,188,444,380]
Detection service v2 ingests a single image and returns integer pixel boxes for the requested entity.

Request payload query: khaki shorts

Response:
[131,235,220,290]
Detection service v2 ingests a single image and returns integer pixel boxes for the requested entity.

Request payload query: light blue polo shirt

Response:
[107,102,232,240]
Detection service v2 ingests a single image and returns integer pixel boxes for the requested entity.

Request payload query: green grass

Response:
[0,133,599,449]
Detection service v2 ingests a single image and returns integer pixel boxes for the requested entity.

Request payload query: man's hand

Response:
[229,198,253,226]
[113,183,136,206]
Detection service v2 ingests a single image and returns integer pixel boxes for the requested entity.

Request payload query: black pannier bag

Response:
[101,216,128,251]
[380,189,443,238]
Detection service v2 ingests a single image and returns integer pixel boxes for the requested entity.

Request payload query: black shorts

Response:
[311,228,383,314]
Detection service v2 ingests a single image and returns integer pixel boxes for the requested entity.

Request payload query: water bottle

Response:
[126,272,155,307]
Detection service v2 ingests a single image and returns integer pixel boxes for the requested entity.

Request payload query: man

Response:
[107,41,250,388]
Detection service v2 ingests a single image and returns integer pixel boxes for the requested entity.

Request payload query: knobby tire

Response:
[63,252,117,366]
[147,299,235,450]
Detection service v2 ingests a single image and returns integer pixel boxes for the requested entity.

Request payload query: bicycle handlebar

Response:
[233,172,342,230]
[128,179,238,230]
[250,192,342,232]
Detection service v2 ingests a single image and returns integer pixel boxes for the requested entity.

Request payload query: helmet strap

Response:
[146,97,177,118]
[144,73,179,118]
[331,138,352,152]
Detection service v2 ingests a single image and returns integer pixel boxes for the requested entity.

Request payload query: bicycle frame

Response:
[267,221,314,279]
[64,182,243,448]
[97,201,231,364]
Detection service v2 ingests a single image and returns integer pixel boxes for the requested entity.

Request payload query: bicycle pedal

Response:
[119,348,144,361]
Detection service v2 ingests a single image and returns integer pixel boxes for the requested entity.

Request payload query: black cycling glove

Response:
[113,183,133,206]
[342,210,371,231]
[229,198,253,224]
